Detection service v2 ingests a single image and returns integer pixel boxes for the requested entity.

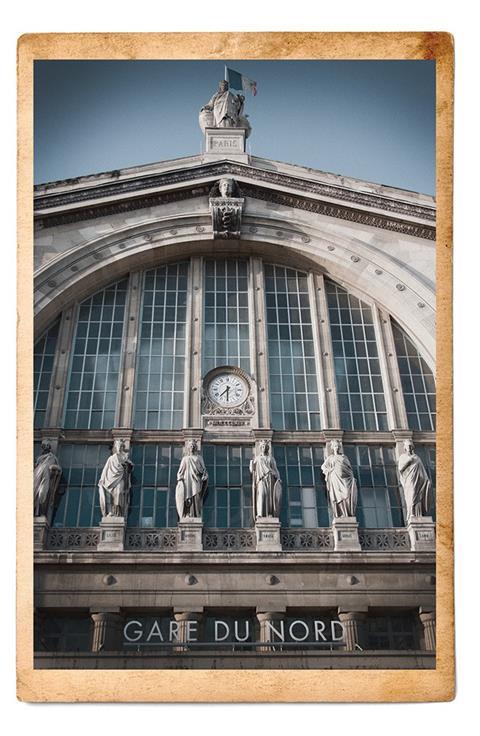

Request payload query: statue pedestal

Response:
[204,128,249,162]
[407,516,435,551]
[34,516,49,551]
[255,517,282,552]
[97,516,126,552]
[332,517,361,552]
[177,518,204,552]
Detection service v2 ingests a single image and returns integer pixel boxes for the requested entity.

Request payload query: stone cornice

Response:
[35,175,436,241]
[34,161,435,231]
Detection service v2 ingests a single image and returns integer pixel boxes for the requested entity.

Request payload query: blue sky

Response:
[34,60,435,194]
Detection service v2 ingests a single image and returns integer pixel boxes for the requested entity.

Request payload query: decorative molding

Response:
[34,162,436,240]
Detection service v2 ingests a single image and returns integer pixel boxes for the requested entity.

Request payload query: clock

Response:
[207,372,249,407]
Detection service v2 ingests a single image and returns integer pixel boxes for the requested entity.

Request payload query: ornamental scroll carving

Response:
[209,178,245,239]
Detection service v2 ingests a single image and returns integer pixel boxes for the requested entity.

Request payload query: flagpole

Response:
[224,64,228,82]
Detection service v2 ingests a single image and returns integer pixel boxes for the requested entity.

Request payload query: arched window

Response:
[38,256,435,533]
[64,280,128,429]
[34,319,60,428]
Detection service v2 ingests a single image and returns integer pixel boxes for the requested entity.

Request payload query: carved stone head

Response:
[330,439,343,455]
[219,79,229,93]
[403,439,415,455]
[185,439,198,455]
[259,439,270,455]
[218,177,235,198]
[113,439,127,454]
[40,441,52,455]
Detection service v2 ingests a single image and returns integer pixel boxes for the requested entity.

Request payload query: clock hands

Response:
[219,386,230,401]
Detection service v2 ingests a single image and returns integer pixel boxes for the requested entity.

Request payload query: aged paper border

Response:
[17,32,454,702]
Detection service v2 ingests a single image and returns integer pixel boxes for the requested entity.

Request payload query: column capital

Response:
[419,609,436,623]
[256,609,286,622]
[324,429,345,444]
[337,610,367,622]
[173,609,204,622]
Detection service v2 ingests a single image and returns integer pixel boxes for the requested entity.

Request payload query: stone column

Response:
[256,611,285,652]
[173,610,204,652]
[91,611,124,652]
[419,609,436,651]
[43,305,77,428]
[375,309,409,429]
[117,271,143,428]
[250,258,270,428]
[188,257,204,428]
[337,610,367,651]
[313,273,341,428]
[308,271,329,429]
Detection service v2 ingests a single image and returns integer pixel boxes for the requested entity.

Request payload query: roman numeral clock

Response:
[202,366,256,429]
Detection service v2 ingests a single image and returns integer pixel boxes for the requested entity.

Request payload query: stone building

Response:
[33,83,436,669]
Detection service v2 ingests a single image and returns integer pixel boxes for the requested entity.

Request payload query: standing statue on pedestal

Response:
[199,79,251,136]
[97,440,133,518]
[250,440,282,519]
[321,440,358,518]
[175,440,209,520]
[398,440,432,520]
[34,442,62,517]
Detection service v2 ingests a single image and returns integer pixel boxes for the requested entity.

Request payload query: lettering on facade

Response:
[123,617,345,645]
[210,138,242,150]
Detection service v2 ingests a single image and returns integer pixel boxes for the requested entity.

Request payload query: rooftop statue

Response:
[199,79,251,137]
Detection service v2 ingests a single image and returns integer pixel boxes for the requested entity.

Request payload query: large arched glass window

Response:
[325,280,387,431]
[392,320,436,431]
[134,264,188,429]
[64,280,128,429]
[34,319,60,429]
[265,265,320,430]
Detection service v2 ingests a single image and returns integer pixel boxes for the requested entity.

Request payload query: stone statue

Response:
[199,79,251,136]
[250,440,282,519]
[175,440,209,519]
[321,440,358,518]
[34,442,62,518]
[98,440,133,518]
[209,177,244,239]
[398,440,432,519]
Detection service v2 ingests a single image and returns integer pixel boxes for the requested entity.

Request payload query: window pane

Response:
[392,320,436,431]
[53,444,110,527]
[34,319,60,428]
[274,445,329,528]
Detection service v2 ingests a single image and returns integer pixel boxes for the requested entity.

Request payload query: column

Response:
[376,309,409,429]
[256,610,286,652]
[308,271,329,430]
[117,271,143,428]
[173,610,204,652]
[419,609,436,651]
[337,610,367,651]
[91,610,124,652]
[188,257,204,428]
[249,257,270,428]
[313,273,340,428]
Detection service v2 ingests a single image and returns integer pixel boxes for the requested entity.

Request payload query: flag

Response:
[225,66,257,96]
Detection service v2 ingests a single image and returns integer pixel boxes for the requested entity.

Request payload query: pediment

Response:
[34,156,435,240]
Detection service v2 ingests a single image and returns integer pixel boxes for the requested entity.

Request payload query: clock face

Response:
[208,373,248,407]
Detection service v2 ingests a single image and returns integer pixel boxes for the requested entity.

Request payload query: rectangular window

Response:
[35,615,92,652]
[392,321,436,431]
[345,445,404,528]
[128,444,183,528]
[274,445,329,527]
[367,614,419,650]
[202,445,252,528]
[64,280,128,429]
[325,280,388,431]
[34,319,60,429]
[53,444,110,527]
[134,264,188,429]
[265,265,320,430]
[203,259,250,374]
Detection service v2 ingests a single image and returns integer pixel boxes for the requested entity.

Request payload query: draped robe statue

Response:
[398,440,432,520]
[34,443,62,518]
[250,440,282,519]
[199,80,251,136]
[321,440,358,518]
[175,440,209,519]
[98,441,133,518]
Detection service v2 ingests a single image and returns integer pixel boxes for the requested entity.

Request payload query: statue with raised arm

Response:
[321,440,358,518]
[175,439,209,520]
[199,79,251,136]
[398,440,432,520]
[250,440,282,519]
[98,440,133,518]
[34,442,62,518]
